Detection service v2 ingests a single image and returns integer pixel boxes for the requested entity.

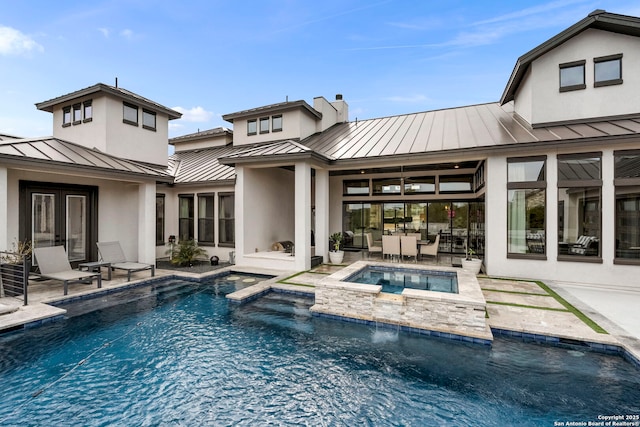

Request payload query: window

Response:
[439,175,473,193]
[614,151,640,263]
[83,100,92,122]
[247,119,257,135]
[198,193,215,244]
[156,194,165,245]
[142,109,156,131]
[218,193,234,246]
[259,117,269,134]
[507,157,546,256]
[344,180,369,195]
[123,102,138,126]
[63,106,71,127]
[594,54,622,87]
[72,104,82,124]
[404,176,435,194]
[559,60,586,92]
[272,115,282,132]
[557,153,602,259]
[373,178,401,195]
[178,195,194,242]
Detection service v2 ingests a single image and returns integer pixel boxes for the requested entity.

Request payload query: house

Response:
[194,9,637,288]
[0,83,180,267]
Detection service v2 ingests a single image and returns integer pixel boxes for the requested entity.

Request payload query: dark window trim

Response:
[83,100,93,123]
[156,193,165,246]
[507,155,547,163]
[557,179,602,188]
[614,258,640,266]
[123,102,139,126]
[508,181,547,190]
[142,109,157,131]
[559,60,586,92]
[72,103,82,125]
[507,253,547,261]
[614,177,640,186]
[178,193,195,241]
[557,255,603,264]
[259,117,270,134]
[558,152,602,161]
[197,192,215,246]
[218,192,235,246]
[272,114,283,132]
[594,53,623,87]
[247,119,257,136]
[62,106,71,127]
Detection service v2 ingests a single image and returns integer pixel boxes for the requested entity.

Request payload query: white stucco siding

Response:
[52,96,108,152]
[231,110,319,146]
[528,29,640,125]
[513,67,533,123]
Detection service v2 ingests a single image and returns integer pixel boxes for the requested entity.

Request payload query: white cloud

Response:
[120,29,134,40]
[98,28,110,38]
[0,26,44,55]
[172,106,215,122]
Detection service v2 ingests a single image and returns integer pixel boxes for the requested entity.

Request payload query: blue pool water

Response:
[0,275,639,426]
[345,265,458,294]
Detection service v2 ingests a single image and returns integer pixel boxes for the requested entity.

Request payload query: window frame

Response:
[613,150,640,265]
[197,192,215,246]
[83,100,93,123]
[506,156,547,259]
[594,53,623,87]
[559,60,586,92]
[259,117,269,134]
[62,106,72,127]
[142,109,157,131]
[123,102,139,126]
[247,119,257,136]
[218,192,235,247]
[178,194,195,242]
[72,103,82,125]
[156,194,165,246]
[272,115,283,132]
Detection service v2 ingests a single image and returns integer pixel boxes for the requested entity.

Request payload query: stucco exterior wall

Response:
[231,110,319,147]
[52,96,108,152]
[524,29,640,125]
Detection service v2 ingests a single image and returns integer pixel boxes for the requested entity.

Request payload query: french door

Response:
[20,182,98,267]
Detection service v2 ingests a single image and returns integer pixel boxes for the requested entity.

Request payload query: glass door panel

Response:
[450,202,469,255]
[383,203,405,235]
[428,202,450,252]
[405,202,427,239]
[66,195,87,262]
[32,193,56,248]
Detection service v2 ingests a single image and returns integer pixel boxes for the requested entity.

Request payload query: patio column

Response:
[314,168,329,263]
[295,162,311,270]
[0,166,7,250]
[138,181,156,265]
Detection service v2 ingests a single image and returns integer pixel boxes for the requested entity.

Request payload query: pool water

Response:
[0,275,639,426]
[345,265,458,294]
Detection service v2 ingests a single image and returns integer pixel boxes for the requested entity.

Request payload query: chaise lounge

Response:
[33,246,102,295]
[97,241,155,281]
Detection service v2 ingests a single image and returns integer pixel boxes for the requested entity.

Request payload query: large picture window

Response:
[507,157,546,256]
[198,193,215,244]
[557,153,602,259]
[614,151,640,263]
[218,193,234,246]
[178,195,194,242]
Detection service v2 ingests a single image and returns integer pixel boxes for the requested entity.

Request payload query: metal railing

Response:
[0,251,30,305]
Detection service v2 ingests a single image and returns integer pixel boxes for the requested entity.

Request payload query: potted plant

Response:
[166,239,207,267]
[461,247,482,275]
[328,232,344,264]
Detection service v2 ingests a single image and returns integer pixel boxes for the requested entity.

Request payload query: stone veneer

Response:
[310,261,493,342]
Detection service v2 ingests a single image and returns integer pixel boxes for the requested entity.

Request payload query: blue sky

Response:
[2,0,639,139]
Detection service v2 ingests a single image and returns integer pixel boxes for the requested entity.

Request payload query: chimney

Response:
[331,93,348,123]
[336,94,343,100]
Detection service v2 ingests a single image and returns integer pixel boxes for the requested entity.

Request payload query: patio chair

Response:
[420,234,440,261]
[365,233,382,258]
[97,241,155,281]
[33,246,102,295]
[382,235,400,262]
[400,235,418,263]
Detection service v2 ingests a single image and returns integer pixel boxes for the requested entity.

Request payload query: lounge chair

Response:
[365,233,382,258]
[33,246,102,295]
[97,241,155,281]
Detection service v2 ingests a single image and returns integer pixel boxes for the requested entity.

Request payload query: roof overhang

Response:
[222,100,322,123]
[500,10,640,105]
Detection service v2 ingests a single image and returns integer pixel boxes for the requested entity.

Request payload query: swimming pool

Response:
[0,274,638,426]
[344,265,458,294]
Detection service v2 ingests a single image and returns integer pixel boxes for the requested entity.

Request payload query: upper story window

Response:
[344,179,369,195]
[247,119,257,136]
[83,100,92,122]
[373,178,401,195]
[123,102,138,126]
[272,115,282,132]
[439,175,473,193]
[559,60,586,92]
[62,106,71,127]
[72,104,82,124]
[594,54,622,87]
[142,109,156,131]
[404,176,435,194]
[259,117,269,134]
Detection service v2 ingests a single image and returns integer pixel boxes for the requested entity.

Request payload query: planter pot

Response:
[329,251,344,264]
[461,258,483,275]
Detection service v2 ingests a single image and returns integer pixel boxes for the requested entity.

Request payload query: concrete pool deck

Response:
[1,259,639,368]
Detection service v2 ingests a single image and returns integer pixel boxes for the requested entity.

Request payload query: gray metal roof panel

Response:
[169,145,237,184]
[222,100,322,122]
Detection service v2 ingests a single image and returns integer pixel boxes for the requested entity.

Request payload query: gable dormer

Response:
[222,94,348,147]
[35,83,181,166]
[501,10,640,127]
[170,127,233,152]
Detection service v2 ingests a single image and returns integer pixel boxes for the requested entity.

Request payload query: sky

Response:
[2,0,640,140]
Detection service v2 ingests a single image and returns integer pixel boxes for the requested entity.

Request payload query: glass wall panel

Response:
[343,180,369,195]
[66,195,86,262]
[439,175,473,192]
[557,187,601,257]
[383,203,405,235]
[404,177,435,194]
[615,187,640,260]
[373,178,401,195]
[508,161,545,182]
[558,155,601,180]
